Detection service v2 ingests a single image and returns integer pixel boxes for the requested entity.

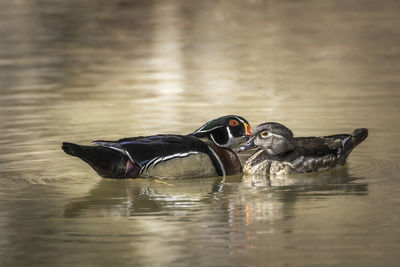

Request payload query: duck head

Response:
[191,115,252,149]
[238,122,295,155]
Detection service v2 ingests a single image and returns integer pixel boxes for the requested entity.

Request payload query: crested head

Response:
[238,122,295,156]
[191,115,252,149]
[254,122,294,141]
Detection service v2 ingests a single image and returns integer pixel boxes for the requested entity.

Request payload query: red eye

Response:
[229,120,239,126]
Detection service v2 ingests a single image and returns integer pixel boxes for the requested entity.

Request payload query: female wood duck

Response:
[62,115,252,179]
[238,122,368,177]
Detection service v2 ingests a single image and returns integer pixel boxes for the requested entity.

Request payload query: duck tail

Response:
[339,128,368,164]
[62,142,138,178]
[351,128,368,148]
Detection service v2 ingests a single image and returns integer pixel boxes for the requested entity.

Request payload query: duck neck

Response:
[268,148,297,161]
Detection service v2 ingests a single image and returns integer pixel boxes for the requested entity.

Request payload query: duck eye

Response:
[260,131,269,138]
[229,120,239,126]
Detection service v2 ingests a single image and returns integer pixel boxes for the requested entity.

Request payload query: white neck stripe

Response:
[195,125,224,133]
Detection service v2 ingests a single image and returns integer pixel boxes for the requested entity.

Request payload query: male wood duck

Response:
[238,122,368,177]
[62,115,252,179]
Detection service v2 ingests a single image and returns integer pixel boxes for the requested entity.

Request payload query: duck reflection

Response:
[64,178,219,218]
[65,167,368,220]
[63,169,368,260]
[241,165,368,192]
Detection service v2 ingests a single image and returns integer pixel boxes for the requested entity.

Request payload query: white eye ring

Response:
[260,131,271,138]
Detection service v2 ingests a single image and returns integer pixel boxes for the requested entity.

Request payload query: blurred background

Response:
[0,0,399,266]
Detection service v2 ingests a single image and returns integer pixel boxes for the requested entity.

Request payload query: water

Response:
[1,0,400,266]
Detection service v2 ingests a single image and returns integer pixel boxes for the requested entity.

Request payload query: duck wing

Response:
[93,134,212,167]
[295,136,342,157]
[295,128,368,164]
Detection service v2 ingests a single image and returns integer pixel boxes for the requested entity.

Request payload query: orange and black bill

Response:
[244,123,252,136]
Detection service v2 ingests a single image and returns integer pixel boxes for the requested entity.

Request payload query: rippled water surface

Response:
[1,0,400,266]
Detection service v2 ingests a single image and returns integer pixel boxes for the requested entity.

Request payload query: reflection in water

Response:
[65,170,368,223]
[0,0,400,266]
[242,165,368,189]
[61,171,368,265]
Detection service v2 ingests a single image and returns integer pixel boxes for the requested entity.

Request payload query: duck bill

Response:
[237,137,256,152]
[244,123,252,136]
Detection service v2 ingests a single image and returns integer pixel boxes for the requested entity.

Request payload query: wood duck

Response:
[62,115,252,179]
[238,122,368,177]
